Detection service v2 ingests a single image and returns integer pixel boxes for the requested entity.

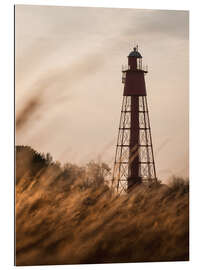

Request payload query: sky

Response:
[15,5,189,182]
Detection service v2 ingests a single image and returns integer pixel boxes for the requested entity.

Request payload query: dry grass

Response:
[15,146,189,266]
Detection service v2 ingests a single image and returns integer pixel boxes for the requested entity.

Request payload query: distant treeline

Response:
[15,145,111,188]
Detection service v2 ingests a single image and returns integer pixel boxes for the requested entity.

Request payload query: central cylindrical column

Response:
[128,96,141,190]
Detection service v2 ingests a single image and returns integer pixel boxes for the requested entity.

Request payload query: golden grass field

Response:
[15,146,189,266]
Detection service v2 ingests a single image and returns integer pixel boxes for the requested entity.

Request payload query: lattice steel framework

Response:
[112,47,157,193]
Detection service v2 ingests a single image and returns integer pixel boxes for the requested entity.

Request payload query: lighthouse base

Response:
[127,176,142,192]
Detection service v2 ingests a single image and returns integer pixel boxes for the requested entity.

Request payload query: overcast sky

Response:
[15,5,189,181]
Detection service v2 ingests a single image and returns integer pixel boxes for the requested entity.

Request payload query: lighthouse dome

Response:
[128,48,142,58]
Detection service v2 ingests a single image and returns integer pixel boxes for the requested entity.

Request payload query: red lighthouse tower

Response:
[112,46,157,192]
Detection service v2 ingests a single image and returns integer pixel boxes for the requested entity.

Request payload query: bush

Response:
[168,176,189,195]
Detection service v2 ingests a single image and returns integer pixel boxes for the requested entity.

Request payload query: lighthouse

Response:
[112,46,157,193]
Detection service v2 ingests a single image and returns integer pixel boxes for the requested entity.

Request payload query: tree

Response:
[45,152,53,165]
[63,163,85,181]
[85,161,111,187]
